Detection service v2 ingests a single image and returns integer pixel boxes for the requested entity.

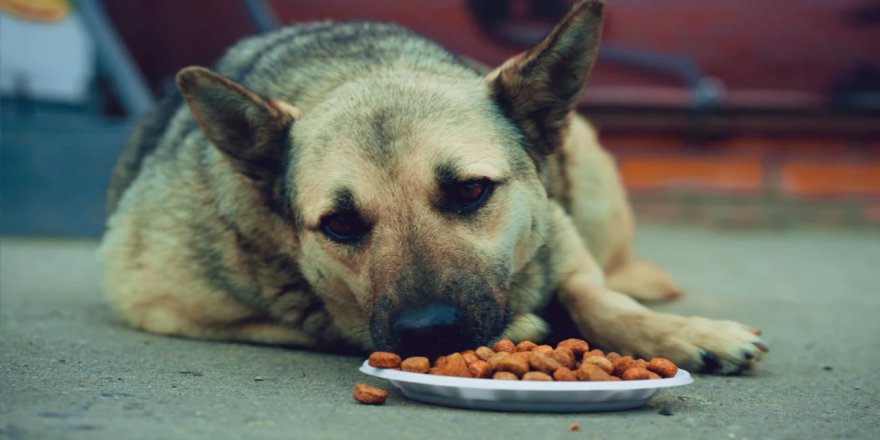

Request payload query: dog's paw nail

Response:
[741,349,754,360]
[753,342,769,353]
[748,327,762,336]
[698,350,722,374]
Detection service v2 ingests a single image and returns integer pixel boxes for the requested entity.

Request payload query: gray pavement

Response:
[2,225,879,439]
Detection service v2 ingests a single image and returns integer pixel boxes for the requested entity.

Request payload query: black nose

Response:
[392,304,467,358]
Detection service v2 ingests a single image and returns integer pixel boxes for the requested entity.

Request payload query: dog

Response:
[101,0,766,374]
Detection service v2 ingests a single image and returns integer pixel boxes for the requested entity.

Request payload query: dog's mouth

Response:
[369,294,509,358]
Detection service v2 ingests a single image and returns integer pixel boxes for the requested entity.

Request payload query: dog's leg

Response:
[553,116,683,303]
[559,271,766,374]
[189,320,321,347]
[547,206,767,374]
[605,258,683,302]
[132,306,320,347]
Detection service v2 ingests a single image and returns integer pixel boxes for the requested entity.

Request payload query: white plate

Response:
[359,360,693,412]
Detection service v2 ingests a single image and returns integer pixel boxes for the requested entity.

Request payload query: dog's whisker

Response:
[510,281,542,302]
[515,271,572,277]
[343,324,371,335]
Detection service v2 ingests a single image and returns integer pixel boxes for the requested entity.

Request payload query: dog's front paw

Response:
[499,313,550,343]
[645,316,768,375]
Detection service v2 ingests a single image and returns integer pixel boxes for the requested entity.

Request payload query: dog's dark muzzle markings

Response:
[392,303,464,357]
[370,290,508,358]
[365,231,513,356]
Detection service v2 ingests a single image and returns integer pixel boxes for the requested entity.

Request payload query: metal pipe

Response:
[243,0,280,34]
[599,44,724,109]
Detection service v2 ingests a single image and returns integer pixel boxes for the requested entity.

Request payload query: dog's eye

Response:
[449,179,494,215]
[458,181,486,203]
[320,212,369,243]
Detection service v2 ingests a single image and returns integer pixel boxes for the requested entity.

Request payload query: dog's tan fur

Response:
[101,0,766,373]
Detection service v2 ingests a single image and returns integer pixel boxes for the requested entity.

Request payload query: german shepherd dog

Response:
[101,0,767,374]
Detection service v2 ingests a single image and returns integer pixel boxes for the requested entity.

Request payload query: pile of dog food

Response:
[353,338,678,404]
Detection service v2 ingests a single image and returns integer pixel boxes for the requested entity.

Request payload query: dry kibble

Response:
[553,367,578,381]
[366,342,678,383]
[447,359,473,378]
[557,338,590,356]
[533,345,554,355]
[469,360,495,378]
[612,356,636,376]
[515,340,538,352]
[581,355,613,374]
[400,356,430,373]
[512,351,532,364]
[461,351,480,366]
[522,371,553,381]
[550,347,576,369]
[529,351,563,373]
[492,339,516,353]
[647,357,678,378]
[352,383,389,405]
[487,352,511,368]
[495,354,530,377]
[493,371,519,380]
[569,423,581,432]
[368,352,401,369]
[436,353,471,377]
[576,363,616,381]
[621,367,652,381]
[475,346,495,361]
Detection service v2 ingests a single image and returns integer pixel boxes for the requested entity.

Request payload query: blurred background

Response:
[2,0,879,236]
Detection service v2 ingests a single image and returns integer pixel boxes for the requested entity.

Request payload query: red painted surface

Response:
[600,0,880,93]
[107,0,880,101]
[105,0,254,95]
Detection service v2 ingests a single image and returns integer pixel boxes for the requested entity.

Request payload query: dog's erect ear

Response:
[176,66,299,182]
[487,0,604,158]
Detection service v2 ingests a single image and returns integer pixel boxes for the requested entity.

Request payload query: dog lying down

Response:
[101,0,766,374]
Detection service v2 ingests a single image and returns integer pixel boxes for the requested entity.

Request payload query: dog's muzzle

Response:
[370,287,509,358]
[390,303,468,358]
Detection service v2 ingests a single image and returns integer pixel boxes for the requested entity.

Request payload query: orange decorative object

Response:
[781,162,880,197]
[0,0,70,22]
[619,157,764,193]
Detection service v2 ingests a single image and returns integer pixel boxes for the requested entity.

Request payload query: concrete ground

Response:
[1,224,878,439]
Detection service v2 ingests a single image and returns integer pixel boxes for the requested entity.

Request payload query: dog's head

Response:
[177,1,604,356]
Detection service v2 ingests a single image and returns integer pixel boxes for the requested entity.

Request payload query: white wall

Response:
[1,12,95,103]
